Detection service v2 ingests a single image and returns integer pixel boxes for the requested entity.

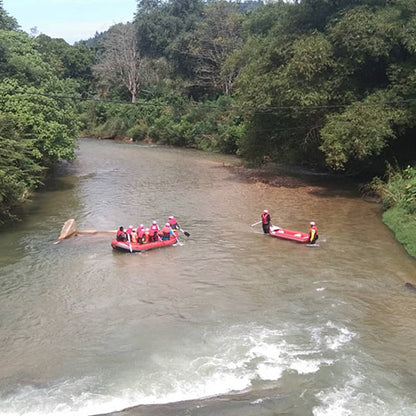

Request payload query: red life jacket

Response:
[169,217,178,228]
[309,225,318,241]
[262,213,270,224]
[162,224,171,234]
[116,230,126,240]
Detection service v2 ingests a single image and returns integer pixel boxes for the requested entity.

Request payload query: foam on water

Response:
[313,373,416,416]
[0,322,355,415]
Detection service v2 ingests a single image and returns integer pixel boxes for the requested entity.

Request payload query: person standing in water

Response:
[308,221,319,244]
[261,210,271,234]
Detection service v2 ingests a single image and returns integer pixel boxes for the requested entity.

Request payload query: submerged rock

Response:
[404,282,416,292]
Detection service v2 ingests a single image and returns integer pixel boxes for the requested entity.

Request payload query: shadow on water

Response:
[224,162,364,199]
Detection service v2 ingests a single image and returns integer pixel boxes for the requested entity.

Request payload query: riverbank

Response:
[383,207,416,259]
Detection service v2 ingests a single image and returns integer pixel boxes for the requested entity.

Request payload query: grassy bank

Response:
[383,207,416,258]
[370,165,416,259]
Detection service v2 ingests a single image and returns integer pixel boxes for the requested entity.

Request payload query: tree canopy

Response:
[2,0,416,223]
[0,15,81,223]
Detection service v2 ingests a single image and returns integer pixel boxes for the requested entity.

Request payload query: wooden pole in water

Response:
[57,219,117,242]
[58,219,78,241]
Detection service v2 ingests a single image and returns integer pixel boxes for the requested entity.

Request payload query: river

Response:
[0,138,415,416]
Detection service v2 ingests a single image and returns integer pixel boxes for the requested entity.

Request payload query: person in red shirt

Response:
[149,221,159,242]
[116,226,127,241]
[137,224,145,244]
[168,216,179,230]
[261,210,271,234]
[308,221,319,244]
[161,223,173,240]
[125,225,133,240]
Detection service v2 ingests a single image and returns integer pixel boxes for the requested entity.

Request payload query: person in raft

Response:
[168,215,180,230]
[116,226,127,241]
[137,224,145,244]
[308,221,319,244]
[161,223,174,240]
[131,227,138,243]
[261,209,271,234]
[149,221,160,242]
[125,225,133,241]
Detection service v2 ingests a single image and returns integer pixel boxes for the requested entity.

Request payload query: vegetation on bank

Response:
[0,12,81,223]
[79,96,244,153]
[369,165,416,258]
[0,0,415,258]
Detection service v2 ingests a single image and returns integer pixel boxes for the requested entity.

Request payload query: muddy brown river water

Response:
[0,138,415,416]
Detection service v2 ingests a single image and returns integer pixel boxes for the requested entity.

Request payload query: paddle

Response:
[127,233,133,253]
[179,228,190,237]
[174,232,183,246]
[251,220,261,227]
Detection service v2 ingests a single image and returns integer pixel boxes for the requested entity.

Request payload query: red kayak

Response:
[269,225,310,244]
[111,231,178,253]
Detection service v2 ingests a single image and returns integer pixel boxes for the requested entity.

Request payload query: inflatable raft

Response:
[111,232,178,253]
[269,225,310,244]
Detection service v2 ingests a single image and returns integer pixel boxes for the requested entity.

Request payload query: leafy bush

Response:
[369,164,416,258]
[0,113,44,224]
[370,164,416,213]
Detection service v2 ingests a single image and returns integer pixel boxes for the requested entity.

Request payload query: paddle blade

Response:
[180,228,190,237]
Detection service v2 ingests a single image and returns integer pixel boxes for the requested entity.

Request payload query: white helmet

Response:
[166,223,170,226]
[152,221,157,224]
[310,221,316,226]
[129,225,133,228]
[264,209,268,213]
[169,216,174,219]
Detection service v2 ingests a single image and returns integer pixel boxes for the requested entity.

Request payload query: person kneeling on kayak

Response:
[308,221,318,244]
[161,223,173,240]
[116,226,127,241]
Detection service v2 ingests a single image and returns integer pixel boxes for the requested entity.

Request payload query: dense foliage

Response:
[369,165,416,258]
[78,0,416,177]
[1,0,416,247]
[0,6,81,223]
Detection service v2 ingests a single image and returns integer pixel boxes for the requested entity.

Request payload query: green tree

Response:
[0,113,44,224]
[135,0,204,79]
[0,0,18,31]
[35,35,94,90]
[190,1,244,96]
[233,0,416,173]
[0,28,80,222]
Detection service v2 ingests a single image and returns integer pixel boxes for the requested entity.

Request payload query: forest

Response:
[1,0,416,255]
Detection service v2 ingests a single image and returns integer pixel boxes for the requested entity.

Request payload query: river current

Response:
[0,138,415,416]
